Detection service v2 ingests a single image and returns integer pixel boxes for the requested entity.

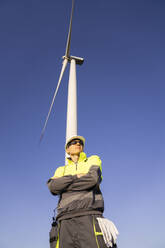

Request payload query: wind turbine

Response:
[40,0,84,159]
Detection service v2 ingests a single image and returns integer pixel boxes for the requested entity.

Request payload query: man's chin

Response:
[71,151,81,155]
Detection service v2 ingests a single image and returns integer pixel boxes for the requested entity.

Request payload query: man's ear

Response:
[66,147,70,155]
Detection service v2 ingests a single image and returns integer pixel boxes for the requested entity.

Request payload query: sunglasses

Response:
[67,139,84,148]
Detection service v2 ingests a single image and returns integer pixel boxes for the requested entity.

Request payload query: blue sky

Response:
[0,0,165,247]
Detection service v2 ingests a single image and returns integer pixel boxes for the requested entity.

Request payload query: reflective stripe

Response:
[56,237,59,248]
[55,223,60,248]
[95,232,103,236]
[93,217,103,248]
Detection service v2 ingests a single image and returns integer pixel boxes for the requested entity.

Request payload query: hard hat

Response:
[65,135,85,150]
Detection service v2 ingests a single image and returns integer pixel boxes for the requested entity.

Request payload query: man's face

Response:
[66,139,83,156]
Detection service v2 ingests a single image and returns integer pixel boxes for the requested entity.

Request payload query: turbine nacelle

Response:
[62,56,84,65]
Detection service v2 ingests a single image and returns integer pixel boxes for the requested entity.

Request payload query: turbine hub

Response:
[62,56,84,65]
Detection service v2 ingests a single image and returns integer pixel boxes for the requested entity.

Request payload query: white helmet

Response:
[65,135,85,150]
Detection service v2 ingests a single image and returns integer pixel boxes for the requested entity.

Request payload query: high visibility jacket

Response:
[47,152,104,220]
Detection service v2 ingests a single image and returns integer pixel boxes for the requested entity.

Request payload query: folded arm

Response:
[66,165,102,191]
[47,175,77,195]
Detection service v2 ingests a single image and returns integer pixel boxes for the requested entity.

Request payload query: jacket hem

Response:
[57,209,103,221]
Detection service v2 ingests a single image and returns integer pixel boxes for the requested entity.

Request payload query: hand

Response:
[77,173,86,178]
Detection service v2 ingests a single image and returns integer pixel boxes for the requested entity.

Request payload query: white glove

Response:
[97,217,119,247]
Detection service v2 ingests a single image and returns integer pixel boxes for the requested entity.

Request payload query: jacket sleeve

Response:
[67,156,102,191]
[47,166,77,195]
[66,165,102,191]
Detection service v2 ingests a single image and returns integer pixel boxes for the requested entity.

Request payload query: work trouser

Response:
[49,215,117,248]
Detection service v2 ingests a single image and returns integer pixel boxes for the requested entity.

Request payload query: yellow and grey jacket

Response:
[47,152,104,220]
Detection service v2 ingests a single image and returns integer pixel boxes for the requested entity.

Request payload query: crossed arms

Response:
[47,165,102,195]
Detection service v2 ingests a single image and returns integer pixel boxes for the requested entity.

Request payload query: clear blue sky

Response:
[0,0,165,247]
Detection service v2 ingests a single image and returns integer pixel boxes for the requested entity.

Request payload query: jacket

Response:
[47,152,104,220]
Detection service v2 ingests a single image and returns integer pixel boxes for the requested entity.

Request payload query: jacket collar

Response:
[67,152,87,165]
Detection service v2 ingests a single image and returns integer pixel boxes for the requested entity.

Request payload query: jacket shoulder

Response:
[51,166,65,178]
[88,155,102,166]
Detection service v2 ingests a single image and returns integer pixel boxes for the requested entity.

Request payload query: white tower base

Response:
[65,57,84,163]
[66,59,77,142]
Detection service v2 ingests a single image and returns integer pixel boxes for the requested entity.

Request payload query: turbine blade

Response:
[65,0,74,58]
[40,58,68,142]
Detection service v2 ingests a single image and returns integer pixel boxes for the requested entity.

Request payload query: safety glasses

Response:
[67,139,83,148]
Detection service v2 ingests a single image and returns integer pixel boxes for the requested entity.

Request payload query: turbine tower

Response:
[40,0,84,160]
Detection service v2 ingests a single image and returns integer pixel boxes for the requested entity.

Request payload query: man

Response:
[47,135,118,248]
